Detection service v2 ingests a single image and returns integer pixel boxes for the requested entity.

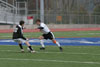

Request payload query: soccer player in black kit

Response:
[13,20,35,53]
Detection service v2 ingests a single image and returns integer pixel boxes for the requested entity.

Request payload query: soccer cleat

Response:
[59,47,63,51]
[31,51,36,53]
[21,49,24,53]
[40,47,45,50]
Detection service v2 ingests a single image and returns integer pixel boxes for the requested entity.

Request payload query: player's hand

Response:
[22,26,26,29]
[23,27,26,29]
[26,38,29,41]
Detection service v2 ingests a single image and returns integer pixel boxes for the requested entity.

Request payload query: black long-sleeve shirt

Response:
[13,25,26,40]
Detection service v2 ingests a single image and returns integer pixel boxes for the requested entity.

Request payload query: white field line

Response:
[0,50,13,52]
[0,49,100,56]
[37,52,96,54]
[0,45,40,47]
[0,35,31,37]
[0,35,16,37]
[0,45,18,46]
[0,58,100,65]
[0,45,97,49]
[37,52,100,56]
[1,32,100,36]
[77,33,100,35]
[0,32,100,38]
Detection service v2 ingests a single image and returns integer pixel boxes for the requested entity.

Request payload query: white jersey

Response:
[39,23,50,34]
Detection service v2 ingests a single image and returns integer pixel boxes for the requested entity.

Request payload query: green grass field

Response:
[0,45,100,67]
[0,31,100,39]
[0,31,100,67]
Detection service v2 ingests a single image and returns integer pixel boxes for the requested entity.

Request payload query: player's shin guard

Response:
[56,42,61,47]
[53,40,61,47]
[19,44,23,49]
[40,40,45,48]
[53,40,63,51]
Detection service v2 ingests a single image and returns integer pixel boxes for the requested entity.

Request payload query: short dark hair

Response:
[36,19,41,22]
[19,20,25,25]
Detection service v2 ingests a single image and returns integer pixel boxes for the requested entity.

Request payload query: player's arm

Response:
[37,27,44,29]
[37,23,45,29]
[22,26,26,29]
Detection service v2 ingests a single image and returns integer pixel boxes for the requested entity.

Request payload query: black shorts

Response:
[42,32,55,40]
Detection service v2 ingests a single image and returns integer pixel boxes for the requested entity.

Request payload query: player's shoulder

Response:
[40,23,46,26]
[16,25,21,28]
[41,22,45,25]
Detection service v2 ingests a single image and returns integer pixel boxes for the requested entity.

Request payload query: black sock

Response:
[28,46,33,51]
[19,44,23,49]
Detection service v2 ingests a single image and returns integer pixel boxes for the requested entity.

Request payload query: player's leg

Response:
[18,42,24,52]
[50,32,63,51]
[14,39,24,52]
[25,41,35,53]
[39,36,45,50]
[52,39,63,51]
[18,38,35,53]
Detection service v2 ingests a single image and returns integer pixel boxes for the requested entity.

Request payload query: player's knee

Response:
[38,37,41,40]
[53,40,57,44]
[25,41,28,44]
[19,41,22,44]
[38,36,43,40]
[25,41,30,46]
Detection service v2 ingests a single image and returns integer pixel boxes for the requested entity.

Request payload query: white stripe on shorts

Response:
[51,32,55,39]
[14,38,26,43]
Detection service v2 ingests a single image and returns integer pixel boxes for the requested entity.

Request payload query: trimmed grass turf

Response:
[0,31,100,67]
[0,45,100,67]
[0,31,100,39]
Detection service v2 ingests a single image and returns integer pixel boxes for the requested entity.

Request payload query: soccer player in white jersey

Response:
[13,20,35,53]
[36,19,63,51]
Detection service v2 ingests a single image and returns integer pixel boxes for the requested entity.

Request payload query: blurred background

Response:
[0,0,100,27]
[0,0,100,39]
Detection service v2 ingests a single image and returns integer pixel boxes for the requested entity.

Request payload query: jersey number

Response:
[14,28,18,32]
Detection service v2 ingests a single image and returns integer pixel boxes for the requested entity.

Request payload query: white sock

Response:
[56,41,61,47]
[40,40,45,48]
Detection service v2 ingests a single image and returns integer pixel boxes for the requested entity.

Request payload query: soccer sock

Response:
[19,44,23,49]
[40,40,45,48]
[56,42,61,47]
[28,46,33,51]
